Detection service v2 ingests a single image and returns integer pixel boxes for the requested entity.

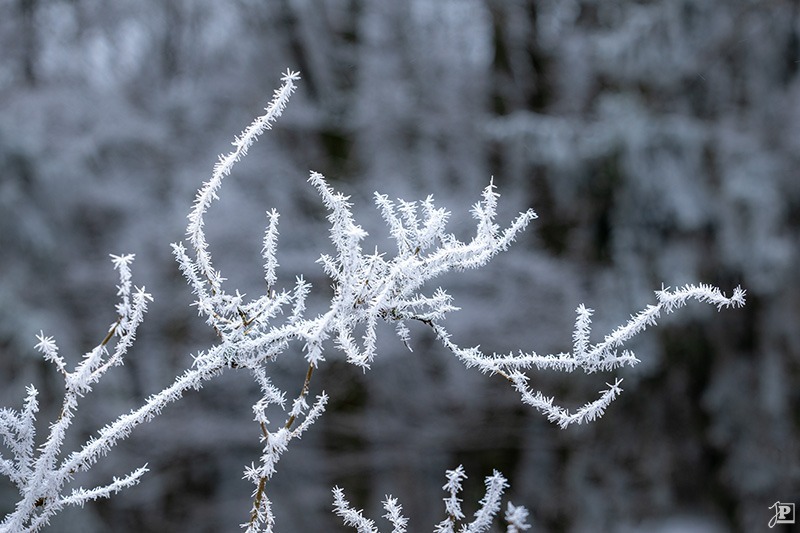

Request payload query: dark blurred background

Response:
[1,1,798,531]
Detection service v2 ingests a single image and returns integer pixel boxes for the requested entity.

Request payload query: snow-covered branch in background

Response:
[1,70,744,532]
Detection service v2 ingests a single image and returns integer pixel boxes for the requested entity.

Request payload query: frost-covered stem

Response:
[333,486,379,532]
[436,465,467,533]
[382,496,408,533]
[185,69,299,309]
[249,477,268,527]
[248,361,315,530]
[418,283,744,428]
[60,361,225,478]
[2,255,152,532]
[284,363,314,430]
[98,316,121,347]
[262,209,281,291]
[468,471,508,532]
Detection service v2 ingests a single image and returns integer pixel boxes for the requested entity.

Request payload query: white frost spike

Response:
[435,465,467,533]
[262,209,281,290]
[382,496,408,533]
[504,503,531,532]
[332,487,379,533]
[463,471,509,533]
[572,304,593,360]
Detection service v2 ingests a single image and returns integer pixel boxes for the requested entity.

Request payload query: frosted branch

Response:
[2,70,745,531]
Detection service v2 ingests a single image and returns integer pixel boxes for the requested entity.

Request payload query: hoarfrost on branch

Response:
[0,71,744,532]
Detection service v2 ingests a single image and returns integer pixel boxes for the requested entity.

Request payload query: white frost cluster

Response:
[1,71,745,532]
[333,465,530,533]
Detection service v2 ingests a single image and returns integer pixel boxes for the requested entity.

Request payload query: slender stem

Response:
[250,476,268,525]
[100,316,122,347]
[286,363,315,430]
[248,361,317,528]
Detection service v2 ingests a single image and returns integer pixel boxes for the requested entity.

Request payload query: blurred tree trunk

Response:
[19,0,39,86]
